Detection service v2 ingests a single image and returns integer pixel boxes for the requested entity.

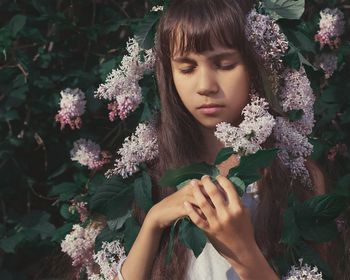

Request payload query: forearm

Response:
[114,214,164,280]
[226,243,279,280]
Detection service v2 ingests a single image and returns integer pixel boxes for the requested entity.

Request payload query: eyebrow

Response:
[172,50,238,63]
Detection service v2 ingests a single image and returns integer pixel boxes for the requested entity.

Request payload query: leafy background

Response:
[0,0,349,279]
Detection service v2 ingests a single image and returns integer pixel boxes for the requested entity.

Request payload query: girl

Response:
[114,0,340,279]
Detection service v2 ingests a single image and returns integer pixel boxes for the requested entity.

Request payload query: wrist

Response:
[144,205,164,233]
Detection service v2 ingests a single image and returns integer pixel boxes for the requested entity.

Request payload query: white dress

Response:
[184,183,259,280]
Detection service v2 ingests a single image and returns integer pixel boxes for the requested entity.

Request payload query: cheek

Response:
[173,73,195,108]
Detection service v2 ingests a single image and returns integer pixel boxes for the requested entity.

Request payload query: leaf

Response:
[299,220,339,242]
[262,0,305,20]
[124,217,141,254]
[214,147,236,165]
[281,208,300,245]
[0,232,25,253]
[228,149,278,186]
[179,219,207,257]
[335,174,350,197]
[133,14,159,49]
[49,182,81,202]
[90,176,134,219]
[107,210,132,231]
[303,194,347,219]
[8,15,27,37]
[51,223,73,242]
[133,171,153,212]
[229,176,245,197]
[166,223,177,265]
[287,109,304,121]
[159,162,219,188]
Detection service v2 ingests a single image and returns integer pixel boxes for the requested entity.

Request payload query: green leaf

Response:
[0,232,25,253]
[281,208,300,245]
[287,109,304,121]
[49,182,81,202]
[335,174,350,197]
[214,147,236,165]
[303,194,347,219]
[262,0,305,20]
[133,14,159,49]
[179,219,207,257]
[228,149,278,186]
[166,223,177,265]
[8,15,27,37]
[300,219,338,242]
[133,171,153,212]
[229,176,246,197]
[51,223,73,242]
[159,162,219,187]
[90,176,134,219]
[124,217,141,254]
[107,210,132,231]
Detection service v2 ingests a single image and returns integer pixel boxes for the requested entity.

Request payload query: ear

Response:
[305,158,327,195]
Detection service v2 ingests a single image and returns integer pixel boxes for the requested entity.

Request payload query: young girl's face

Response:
[171,42,250,129]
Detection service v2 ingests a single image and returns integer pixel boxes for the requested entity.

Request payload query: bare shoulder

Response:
[305,158,327,195]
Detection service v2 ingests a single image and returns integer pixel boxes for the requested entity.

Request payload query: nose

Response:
[196,67,219,95]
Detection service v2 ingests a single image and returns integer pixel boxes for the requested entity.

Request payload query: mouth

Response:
[197,103,224,115]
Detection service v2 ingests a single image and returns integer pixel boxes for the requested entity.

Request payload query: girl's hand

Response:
[183,175,257,262]
[146,181,203,231]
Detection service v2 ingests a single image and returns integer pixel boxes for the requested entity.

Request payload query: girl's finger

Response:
[215,175,242,207]
[191,180,216,223]
[183,201,209,229]
[200,175,227,212]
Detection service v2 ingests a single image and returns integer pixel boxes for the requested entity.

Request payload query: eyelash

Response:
[179,64,236,74]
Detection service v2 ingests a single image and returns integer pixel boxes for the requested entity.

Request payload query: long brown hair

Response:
[132,0,348,279]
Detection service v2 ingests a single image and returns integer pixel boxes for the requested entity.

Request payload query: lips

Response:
[197,103,224,115]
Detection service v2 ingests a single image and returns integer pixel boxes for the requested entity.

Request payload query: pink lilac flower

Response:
[283,259,323,280]
[319,53,338,79]
[105,122,158,178]
[214,95,275,155]
[245,10,289,70]
[273,117,313,187]
[55,88,86,130]
[70,139,110,170]
[89,240,126,280]
[315,8,345,49]
[95,38,155,121]
[280,67,316,135]
[61,223,102,277]
[69,201,89,223]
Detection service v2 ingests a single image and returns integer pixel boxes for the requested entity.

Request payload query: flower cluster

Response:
[315,8,345,49]
[245,10,289,70]
[283,259,323,280]
[105,121,158,178]
[69,201,89,223]
[61,223,102,276]
[70,139,110,170]
[55,88,86,130]
[89,240,126,280]
[215,95,275,155]
[319,53,338,79]
[150,5,164,12]
[95,38,155,121]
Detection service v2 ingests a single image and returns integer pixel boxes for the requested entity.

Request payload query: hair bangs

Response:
[164,0,247,58]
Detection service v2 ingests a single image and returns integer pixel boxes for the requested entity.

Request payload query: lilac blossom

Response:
[245,10,289,70]
[89,240,126,280]
[70,139,110,170]
[95,38,155,120]
[273,117,313,187]
[150,5,164,12]
[280,67,316,135]
[61,223,102,276]
[69,201,89,223]
[315,8,345,49]
[319,53,338,79]
[283,259,323,280]
[105,122,158,178]
[214,96,275,155]
[55,88,86,130]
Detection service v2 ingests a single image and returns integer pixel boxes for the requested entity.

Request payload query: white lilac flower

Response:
[105,122,158,178]
[245,10,289,70]
[280,67,316,135]
[55,88,86,130]
[150,5,164,12]
[315,8,345,49]
[319,53,338,79]
[283,259,323,280]
[95,38,155,120]
[89,240,126,280]
[69,201,89,223]
[273,117,313,187]
[70,139,110,170]
[61,223,102,276]
[214,96,275,155]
